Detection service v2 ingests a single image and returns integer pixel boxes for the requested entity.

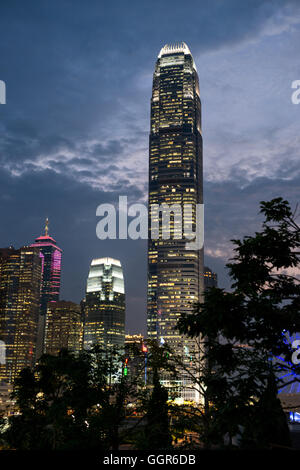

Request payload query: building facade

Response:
[30,218,62,358]
[44,300,83,355]
[0,383,15,417]
[203,266,218,290]
[0,246,42,384]
[125,334,145,379]
[147,43,204,401]
[83,257,125,352]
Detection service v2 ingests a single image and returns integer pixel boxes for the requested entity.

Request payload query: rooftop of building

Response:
[158,42,197,71]
[158,42,191,58]
[47,300,81,309]
[91,257,121,267]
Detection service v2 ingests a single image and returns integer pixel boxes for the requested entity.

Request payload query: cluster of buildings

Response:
[0,43,220,410]
[0,217,216,383]
[0,224,126,395]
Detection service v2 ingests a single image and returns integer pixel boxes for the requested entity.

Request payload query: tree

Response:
[242,371,291,448]
[135,366,172,450]
[178,198,300,448]
[2,347,140,450]
[146,367,172,448]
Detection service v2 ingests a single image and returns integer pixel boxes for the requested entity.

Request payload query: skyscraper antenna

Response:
[45,217,49,236]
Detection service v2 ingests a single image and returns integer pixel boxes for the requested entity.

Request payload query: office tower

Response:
[203,266,218,289]
[125,334,146,379]
[0,246,42,384]
[125,334,144,349]
[44,301,83,355]
[83,257,125,352]
[0,383,15,417]
[147,43,203,401]
[30,218,62,358]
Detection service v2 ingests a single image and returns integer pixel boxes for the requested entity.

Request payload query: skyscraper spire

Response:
[31,218,62,359]
[45,217,49,237]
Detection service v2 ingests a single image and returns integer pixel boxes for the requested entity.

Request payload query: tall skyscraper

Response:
[83,257,125,352]
[30,218,62,358]
[147,43,203,401]
[0,246,42,384]
[44,300,83,355]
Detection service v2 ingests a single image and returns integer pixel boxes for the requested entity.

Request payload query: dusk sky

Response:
[0,0,299,334]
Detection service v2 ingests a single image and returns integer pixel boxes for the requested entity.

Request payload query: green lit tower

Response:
[147,43,204,402]
[83,257,125,352]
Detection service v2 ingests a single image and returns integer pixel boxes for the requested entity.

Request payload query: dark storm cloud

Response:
[0,121,74,164]
[91,141,125,159]
[0,0,299,333]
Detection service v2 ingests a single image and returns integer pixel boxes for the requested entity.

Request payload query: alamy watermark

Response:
[292,340,300,365]
[291,80,300,104]
[0,340,5,364]
[0,80,6,104]
[96,196,204,250]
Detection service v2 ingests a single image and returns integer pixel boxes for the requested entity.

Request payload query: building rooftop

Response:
[158,42,191,58]
[158,42,197,71]
[91,257,121,267]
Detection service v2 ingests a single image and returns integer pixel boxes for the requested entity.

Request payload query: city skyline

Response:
[0,0,299,454]
[0,1,299,335]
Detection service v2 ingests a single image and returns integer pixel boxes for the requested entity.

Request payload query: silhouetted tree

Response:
[2,347,140,450]
[137,367,172,450]
[242,371,291,448]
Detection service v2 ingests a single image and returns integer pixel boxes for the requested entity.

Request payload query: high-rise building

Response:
[83,257,125,352]
[0,383,15,417]
[125,334,144,349]
[30,218,62,358]
[203,266,218,290]
[44,300,83,355]
[124,334,145,381]
[147,43,203,401]
[0,246,42,384]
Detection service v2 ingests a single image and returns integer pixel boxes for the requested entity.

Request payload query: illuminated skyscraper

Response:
[203,266,218,290]
[147,43,203,401]
[83,257,125,352]
[124,334,145,380]
[44,301,83,355]
[30,218,62,358]
[0,246,42,384]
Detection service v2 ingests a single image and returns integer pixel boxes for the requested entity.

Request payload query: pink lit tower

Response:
[31,218,62,358]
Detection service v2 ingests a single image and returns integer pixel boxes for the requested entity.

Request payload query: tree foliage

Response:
[2,347,138,450]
